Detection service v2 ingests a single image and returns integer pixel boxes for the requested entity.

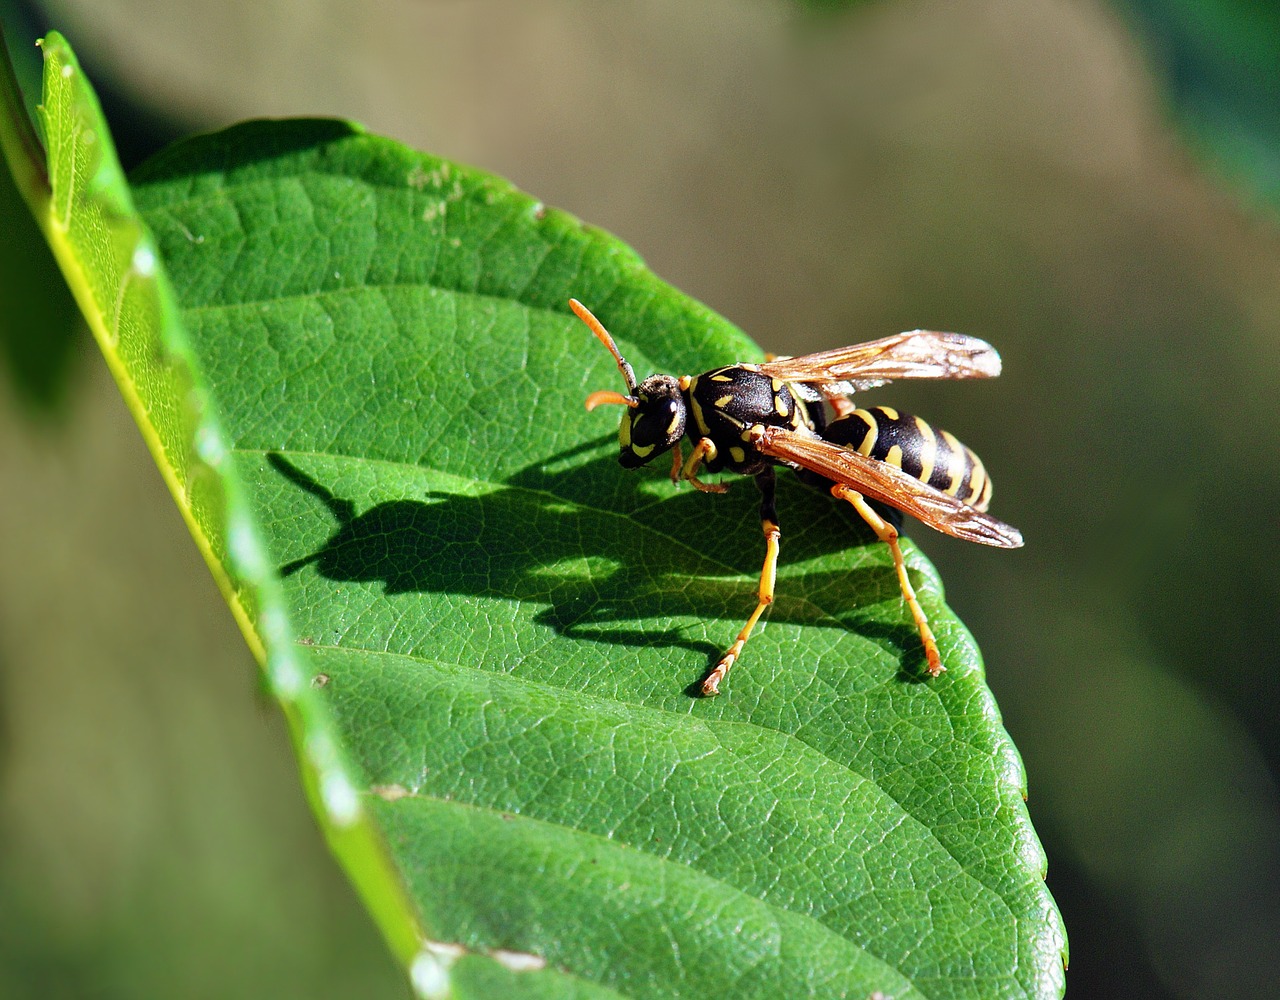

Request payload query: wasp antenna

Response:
[585,390,639,411]
[569,298,638,394]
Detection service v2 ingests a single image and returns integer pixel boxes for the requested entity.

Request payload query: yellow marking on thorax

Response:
[690,394,710,436]
[791,398,810,430]
[714,394,734,408]
[729,446,747,464]
[710,373,734,382]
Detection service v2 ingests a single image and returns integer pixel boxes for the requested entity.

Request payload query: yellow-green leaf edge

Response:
[0,28,456,991]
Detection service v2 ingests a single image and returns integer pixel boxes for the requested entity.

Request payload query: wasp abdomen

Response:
[826,406,993,511]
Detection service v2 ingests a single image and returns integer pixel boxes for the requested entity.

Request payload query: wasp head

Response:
[617,375,686,468]
[571,299,688,469]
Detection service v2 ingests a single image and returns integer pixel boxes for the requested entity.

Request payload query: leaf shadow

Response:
[132,118,362,184]
[267,447,935,685]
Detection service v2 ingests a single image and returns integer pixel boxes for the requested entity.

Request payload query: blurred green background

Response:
[2,1,1277,998]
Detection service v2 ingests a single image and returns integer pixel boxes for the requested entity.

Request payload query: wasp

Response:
[570,298,1023,696]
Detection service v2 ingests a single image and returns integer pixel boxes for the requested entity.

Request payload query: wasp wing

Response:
[753,426,1023,548]
[756,330,1002,387]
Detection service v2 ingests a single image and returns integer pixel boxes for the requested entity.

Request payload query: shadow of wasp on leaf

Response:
[266,443,931,688]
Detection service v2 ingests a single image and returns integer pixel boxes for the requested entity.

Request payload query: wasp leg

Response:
[830,484,944,676]
[703,468,780,696]
[820,384,857,418]
[682,437,729,494]
[669,439,684,484]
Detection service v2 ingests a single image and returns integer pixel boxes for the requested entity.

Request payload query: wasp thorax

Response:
[619,374,686,468]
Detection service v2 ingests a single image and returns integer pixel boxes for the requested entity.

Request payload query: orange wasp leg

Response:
[830,483,945,676]
[669,440,684,484]
[703,468,781,696]
[681,438,729,494]
[819,384,857,418]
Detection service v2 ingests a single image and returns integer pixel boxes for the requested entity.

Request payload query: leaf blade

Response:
[130,119,1065,995]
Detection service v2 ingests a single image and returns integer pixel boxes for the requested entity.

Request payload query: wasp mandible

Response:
[570,298,1023,696]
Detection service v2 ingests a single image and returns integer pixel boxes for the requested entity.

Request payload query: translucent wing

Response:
[756,330,1002,388]
[752,426,1023,548]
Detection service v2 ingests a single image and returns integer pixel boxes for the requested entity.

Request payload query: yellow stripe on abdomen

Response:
[825,406,995,509]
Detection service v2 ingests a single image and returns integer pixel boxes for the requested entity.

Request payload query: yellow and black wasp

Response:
[570,298,1023,696]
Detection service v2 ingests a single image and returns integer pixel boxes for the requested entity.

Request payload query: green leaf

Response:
[3,29,1066,999]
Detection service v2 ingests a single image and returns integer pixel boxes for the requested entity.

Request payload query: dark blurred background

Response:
[2,1,1277,997]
